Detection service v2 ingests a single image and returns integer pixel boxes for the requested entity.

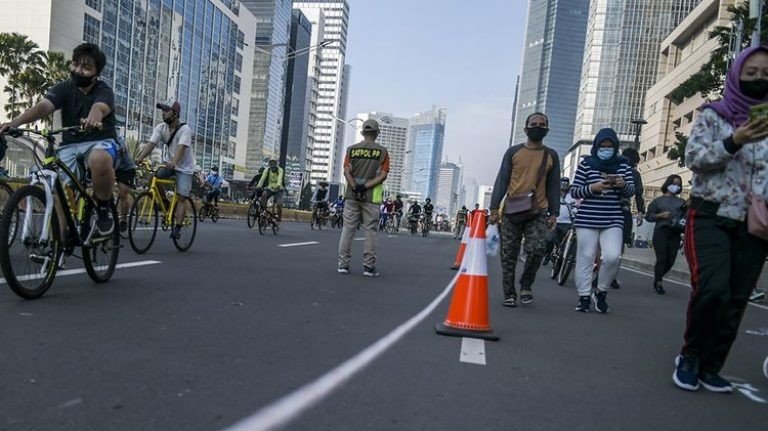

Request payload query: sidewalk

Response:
[621,246,768,291]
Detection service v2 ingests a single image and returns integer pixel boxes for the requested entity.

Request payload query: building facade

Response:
[512,0,589,156]
[407,107,447,200]
[573,0,703,144]
[352,112,409,196]
[241,0,292,177]
[0,0,255,180]
[638,0,733,190]
[294,0,350,184]
[280,8,313,208]
[436,162,462,217]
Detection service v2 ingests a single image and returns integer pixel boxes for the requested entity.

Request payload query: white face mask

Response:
[667,185,681,194]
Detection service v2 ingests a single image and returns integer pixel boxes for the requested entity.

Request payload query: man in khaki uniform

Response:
[338,119,390,277]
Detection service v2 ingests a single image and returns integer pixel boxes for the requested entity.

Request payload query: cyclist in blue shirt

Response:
[205,166,223,207]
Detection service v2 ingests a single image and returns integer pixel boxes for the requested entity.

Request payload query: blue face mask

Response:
[597,148,614,161]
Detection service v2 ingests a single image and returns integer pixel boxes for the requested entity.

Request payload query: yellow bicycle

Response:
[127,162,197,253]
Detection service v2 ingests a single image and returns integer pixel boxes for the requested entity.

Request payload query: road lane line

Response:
[354,237,365,241]
[620,266,768,311]
[0,260,161,285]
[278,241,319,248]
[459,338,486,365]
[223,272,460,431]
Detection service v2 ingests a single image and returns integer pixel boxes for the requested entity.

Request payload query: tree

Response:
[0,33,42,119]
[666,132,688,168]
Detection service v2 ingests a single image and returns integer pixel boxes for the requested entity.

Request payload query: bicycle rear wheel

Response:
[198,205,207,222]
[257,212,266,235]
[247,202,259,228]
[128,191,158,254]
[0,181,19,245]
[172,196,197,251]
[0,186,61,299]
[211,208,219,222]
[82,200,120,283]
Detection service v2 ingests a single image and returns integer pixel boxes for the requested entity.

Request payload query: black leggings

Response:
[652,227,681,283]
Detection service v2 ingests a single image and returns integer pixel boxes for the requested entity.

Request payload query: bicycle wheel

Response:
[247,202,259,228]
[310,213,317,230]
[257,212,266,235]
[550,250,562,280]
[198,205,207,222]
[557,236,576,286]
[172,196,197,251]
[0,186,61,299]
[0,181,19,246]
[81,200,120,283]
[211,208,219,223]
[128,191,158,254]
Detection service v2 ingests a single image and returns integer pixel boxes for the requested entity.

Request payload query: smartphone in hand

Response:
[750,102,768,122]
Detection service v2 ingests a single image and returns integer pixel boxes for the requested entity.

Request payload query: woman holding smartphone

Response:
[645,174,686,295]
[672,47,768,393]
[569,128,635,313]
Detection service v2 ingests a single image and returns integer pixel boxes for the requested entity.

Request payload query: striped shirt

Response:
[570,160,635,229]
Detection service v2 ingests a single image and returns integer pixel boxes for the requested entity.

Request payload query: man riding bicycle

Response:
[423,197,435,229]
[393,194,404,229]
[135,100,195,240]
[379,198,395,231]
[311,181,330,220]
[247,166,265,201]
[257,159,285,221]
[0,43,119,237]
[204,166,223,207]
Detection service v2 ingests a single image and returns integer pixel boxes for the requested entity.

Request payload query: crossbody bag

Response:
[504,149,549,223]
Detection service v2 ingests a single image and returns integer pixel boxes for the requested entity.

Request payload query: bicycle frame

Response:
[138,176,179,226]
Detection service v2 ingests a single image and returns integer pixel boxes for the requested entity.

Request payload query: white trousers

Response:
[575,227,623,296]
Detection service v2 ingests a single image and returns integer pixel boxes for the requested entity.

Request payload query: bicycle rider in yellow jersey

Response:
[257,159,285,221]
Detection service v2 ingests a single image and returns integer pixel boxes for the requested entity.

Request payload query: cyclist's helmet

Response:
[211,165,219,172]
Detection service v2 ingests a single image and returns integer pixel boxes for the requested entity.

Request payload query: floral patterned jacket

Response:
[686,108,768,222]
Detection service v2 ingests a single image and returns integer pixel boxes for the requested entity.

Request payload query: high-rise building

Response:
[241,0,292,177]
[436,162,462,217]
[280,9,313,207]
[638,0,732,190]
[573,0,703,143]
[512,0,589,156]
[465,177,479,208]
[352,112,409,196]
[407,107,446,200]
[294,1,350,184]
[0,0,255,180]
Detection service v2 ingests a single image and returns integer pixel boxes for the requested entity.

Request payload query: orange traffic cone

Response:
[437,211,498,341]
[450,212,472,270]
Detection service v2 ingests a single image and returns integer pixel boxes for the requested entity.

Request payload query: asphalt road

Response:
[1,219,766,431]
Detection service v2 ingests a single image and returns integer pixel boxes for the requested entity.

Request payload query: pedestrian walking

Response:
[337,119,390,277]
[570,128,635,313]
[672,47,768,393]
[489,112,560,307]
[645,174,686,295]
[454,205,469,239]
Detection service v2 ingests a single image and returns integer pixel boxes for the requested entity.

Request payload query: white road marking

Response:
[732,383,768,404]
[0,260,161,285]
[223,272,460,431]
[459,337,486,365]
[620,265,768,311]
[278,241,319,248]
[354,237,365,241]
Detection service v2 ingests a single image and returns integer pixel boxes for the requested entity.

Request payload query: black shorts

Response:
[116,168,136,187]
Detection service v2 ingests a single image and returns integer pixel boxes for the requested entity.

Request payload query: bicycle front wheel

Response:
[211,208,219,223]
[0,181,19,246]
[0,186,61,299]
[247,202,259,228]
[557,236,576,286]
[128,191,158,254]
[82,201,120,283]
[172,197,197,251]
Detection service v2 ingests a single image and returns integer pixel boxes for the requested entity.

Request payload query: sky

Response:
[343,0,529,188]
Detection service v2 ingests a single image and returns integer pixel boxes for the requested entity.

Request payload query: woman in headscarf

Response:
[569,128,635,313]
[672,47,768,393]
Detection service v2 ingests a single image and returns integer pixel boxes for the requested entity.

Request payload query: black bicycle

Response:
[199,201,219,222]
[549,205,577,286]
[0,127,120,299]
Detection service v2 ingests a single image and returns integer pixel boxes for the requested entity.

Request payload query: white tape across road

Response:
[223,272,460,431]
[0,260,161,285]
[278,242,319,248]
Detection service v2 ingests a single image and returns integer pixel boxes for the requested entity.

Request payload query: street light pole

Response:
[751,0,762,47]
[631,119,647,150]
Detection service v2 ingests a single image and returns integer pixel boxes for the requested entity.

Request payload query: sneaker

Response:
[673,354,700,391]
[654,282,666,295]
[610,279,621,289]
[502,297,517,307]
[94,205,114,236]
[592,289,609,313]
[337,266,350,274]
[698,372,734,393]
[750,288,766,302]
[575,296,590,313]
[170,226,181,240]
[520,291,533,305]
[362,266,381,277]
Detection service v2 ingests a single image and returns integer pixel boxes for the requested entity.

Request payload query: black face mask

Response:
[525,127,549,142]
[270,167,277,172]
[740,79,768,99]
[70,71,95,88]
[163,114,177,125]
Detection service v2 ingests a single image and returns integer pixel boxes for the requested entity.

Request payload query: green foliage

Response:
[666,132,688,168]
[669,2,768,104]
[0,32,69,121]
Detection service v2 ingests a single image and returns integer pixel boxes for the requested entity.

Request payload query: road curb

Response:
[621,256,690,284]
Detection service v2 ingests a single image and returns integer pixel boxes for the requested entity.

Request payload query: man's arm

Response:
[81,102,111,129]
[489,146,517,211]
[633,169,645,213]
[546,150,561,218]
[0,99,56,132]
[136,142,156,162]
[364,152,390,189]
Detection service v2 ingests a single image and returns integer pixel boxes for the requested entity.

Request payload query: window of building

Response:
[235,52,242,73]
[83,13,101,45]
[230,120,238,137]
[85,0,101,12]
